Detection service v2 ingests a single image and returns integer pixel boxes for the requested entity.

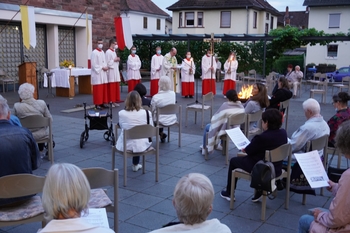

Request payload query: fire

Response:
[238,85,253,99]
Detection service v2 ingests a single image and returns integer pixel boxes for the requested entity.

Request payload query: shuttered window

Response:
[220,11,231,28]
[185,12,194,27]
[329,13,340,28]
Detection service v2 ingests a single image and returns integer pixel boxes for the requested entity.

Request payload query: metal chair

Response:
[279,99,290,131]
[82,167,119,233]
[230,143,292,221]
[310,76,328,104]
[245,110,263,138]
[0,69,16,93]
[112,124,159,186]
[330,76,350,96]
[156,104,182,147]
[185,92,213,129]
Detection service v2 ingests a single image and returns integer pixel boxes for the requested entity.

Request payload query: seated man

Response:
[0,97,39,207]
[286,65,303,98]
[150,173,231,233]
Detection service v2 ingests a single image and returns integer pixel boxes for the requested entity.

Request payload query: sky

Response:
[151,0,307,16]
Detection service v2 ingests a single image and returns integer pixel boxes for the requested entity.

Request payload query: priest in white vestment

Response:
[161,47,180,93]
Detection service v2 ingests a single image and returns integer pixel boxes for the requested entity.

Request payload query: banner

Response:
[114,16,133,50]
[86,11,89,46]
[20,5,36,49]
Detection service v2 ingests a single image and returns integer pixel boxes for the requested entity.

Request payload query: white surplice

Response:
[91,49,108,85]
[126,54,141,81]
[105,49,120,83]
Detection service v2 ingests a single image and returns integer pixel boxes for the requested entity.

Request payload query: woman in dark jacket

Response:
[268,77,293,110]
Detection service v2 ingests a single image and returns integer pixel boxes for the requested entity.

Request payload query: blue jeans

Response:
[203,123,211,147]
[298,214,314,233]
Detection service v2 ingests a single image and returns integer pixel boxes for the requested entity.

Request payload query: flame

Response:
[238,85,253,99]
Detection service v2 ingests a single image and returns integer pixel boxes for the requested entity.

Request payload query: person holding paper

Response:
[161,47,180,93]
[220,108,287,202]
[298,121,350,233]
[201,89,245,155]
[39,163,114,233]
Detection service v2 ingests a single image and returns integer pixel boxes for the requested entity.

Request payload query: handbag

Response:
[145,109,152,143]
[327,150,349,183]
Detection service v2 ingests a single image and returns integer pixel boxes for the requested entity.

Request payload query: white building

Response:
[303,0,350,68]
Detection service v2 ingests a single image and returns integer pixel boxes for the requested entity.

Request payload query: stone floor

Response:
[0,79,345,233]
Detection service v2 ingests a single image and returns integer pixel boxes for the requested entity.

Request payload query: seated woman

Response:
[267,77,292,110]
[39,163,114,233]
[13,83,52,157]
[134,83,151,107]
[150,173,231,233]
[116,91,153,172]
[298,121,350,233]
[151,76,176,143]
[327,92,350,147]
[220,108,287,202]
[201,89,245,155]
[244,82,269,131]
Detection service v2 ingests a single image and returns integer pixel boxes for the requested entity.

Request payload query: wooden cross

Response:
[203,33,221,92]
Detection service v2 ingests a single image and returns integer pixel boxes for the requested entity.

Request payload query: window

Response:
[253,11,257,28]
[156,19,161,30]
[270,16,274,29]
[327,44,338,57]
[329,13,340,28]
[185,12,194,26]
[179,12,183,27]
[197,12,203,27]
[143,17,147,29]
[220,11,231,28]
[265,23,268,34]
[266,13,269,20]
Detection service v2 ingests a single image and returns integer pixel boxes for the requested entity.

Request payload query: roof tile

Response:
[121,0,169,17]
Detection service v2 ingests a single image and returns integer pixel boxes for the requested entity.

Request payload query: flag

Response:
[20,5,36,49]
[86,11,89,46]
[114,16,133,50]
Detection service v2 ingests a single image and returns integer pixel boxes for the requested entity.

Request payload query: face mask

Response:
[132,50,136,54]
[157,50,161,54]
[207,53,211,56]
[186,55,191,59]
[114,45,118,50]
[98,44,103,49]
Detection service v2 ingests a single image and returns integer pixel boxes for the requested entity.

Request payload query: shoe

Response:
[276,179,284,191]
[160,133,167,143]
[112,103,120,107]
[132,164,142,172]
[220,190,234,201]
[202,148,206,155]
[189,95,193,98]
[224,96,227,98]
[251,190,262,202]
[184,95,188,98]
[216,144,223,151]
[95,105,103,110]
[103,104,110,108]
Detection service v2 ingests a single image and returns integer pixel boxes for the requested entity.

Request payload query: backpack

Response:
[250,160,277,197]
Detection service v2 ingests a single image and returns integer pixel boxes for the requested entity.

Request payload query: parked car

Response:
[326,67,350,82]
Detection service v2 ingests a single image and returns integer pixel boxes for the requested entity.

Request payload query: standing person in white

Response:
[150,46,163,96]
[161,47,180,93]
[223,52,238,96]
[105,38,121,105]
[181,51,195,98]
[91,39,108,109]
[287,65,303,98]
[127,45,142,93]
[201,49,217,95]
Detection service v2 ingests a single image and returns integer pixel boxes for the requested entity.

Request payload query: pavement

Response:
[0,79,345,233]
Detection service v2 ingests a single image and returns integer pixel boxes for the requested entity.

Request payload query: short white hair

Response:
[173,173,214,225]
[42,163,91,221]
[158,76,172,91]
[18,83,35,100]
[0,96,9,119]
[302,98,320,115]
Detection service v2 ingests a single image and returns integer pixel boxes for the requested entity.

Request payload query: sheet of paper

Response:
[81,208,110,228]
[294,150,329,188]
[225,127,250,150]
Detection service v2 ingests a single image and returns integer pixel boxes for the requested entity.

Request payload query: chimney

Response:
[284,6,290,26]
[305,6,309,13]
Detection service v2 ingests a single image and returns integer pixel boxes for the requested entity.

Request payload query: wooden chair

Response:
[142,105,151,111]
[185,92,213,129]
[310,76,328,104]
[244,110,263,139]
[243,69,256,85]
[112,124,159,186]
[156,104,182,147]
[0,174,46,227]
[301,134,329,205]
[236,72,245,90]
[279,99,290,131]
[0,69,16,92]
[20,115,54,164]
[330,76,350,96]
[229,143,292,221]
[82,167,119,233]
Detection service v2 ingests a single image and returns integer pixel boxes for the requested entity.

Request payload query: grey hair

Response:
[158,76,172,91]
[42,163,91,221]
[18,83,35,100]
[302,98,320,115]
[173,173,214,225]
[335,121,350,156]
[0,96,9,119]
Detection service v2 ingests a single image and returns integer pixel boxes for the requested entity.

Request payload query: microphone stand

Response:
[24,55,39,99]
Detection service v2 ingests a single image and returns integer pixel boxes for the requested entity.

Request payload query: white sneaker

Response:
[202,148,206,155]
[216,144,223,151]
[132,164,142,172]
[199,145,203,151]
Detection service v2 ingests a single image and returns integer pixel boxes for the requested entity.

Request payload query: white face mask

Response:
[157,50,161,54]
[186,55,191,59]
[114,45,118,50]
[98,44,103,49]
[132,50,136,54]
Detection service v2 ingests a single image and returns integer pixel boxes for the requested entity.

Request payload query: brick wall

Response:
[4,0,121,47]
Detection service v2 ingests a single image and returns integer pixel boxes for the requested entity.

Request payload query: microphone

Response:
[25,55,29,58]
[177,55,185,61]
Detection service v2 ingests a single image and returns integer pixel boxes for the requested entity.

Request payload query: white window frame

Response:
[253,11,257,28]
[197,12,203,27]
[185,12,194,27]
[179,12,183,27]
[220,11,231,28]
[327,44,338,58]
[329,13,340,28]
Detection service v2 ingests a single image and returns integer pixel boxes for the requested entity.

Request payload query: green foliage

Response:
[272,55,304,74]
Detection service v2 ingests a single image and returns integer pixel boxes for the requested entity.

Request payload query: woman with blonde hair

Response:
[116,91,153,171]
[39,163,114,232]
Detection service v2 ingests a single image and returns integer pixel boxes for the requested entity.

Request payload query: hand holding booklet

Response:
[294,150,329,189]
[225,127,250,150]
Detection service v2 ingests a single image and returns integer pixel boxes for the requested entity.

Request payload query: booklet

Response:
[294,150,329,188]
[81,208,110,228]
[225,127,250,150]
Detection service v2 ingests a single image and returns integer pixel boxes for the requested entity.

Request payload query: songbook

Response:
[81,208,110,228]
[225,127,250,150]
[294,150,329,188]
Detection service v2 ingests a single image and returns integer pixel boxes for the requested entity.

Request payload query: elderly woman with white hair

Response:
[150,173,231,233]
[38,163,114,233]
[14,83,52,157]
[151,76,176,143]
[287,65,303,98]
